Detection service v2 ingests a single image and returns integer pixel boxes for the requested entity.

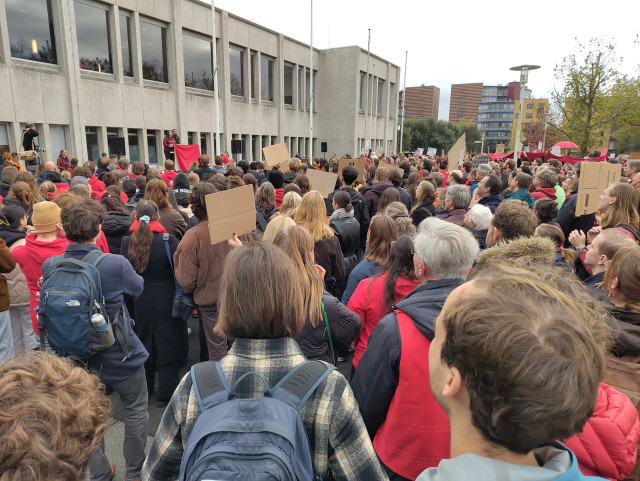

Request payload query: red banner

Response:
[174,144,201,172]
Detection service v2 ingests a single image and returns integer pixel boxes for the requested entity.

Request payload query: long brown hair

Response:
[603,246,640,311]
[128,200,158,272]
[272,225,324,327]
[10,181,36,211]
[144,179,171,210]
[374,234,417,313]
[600,183,640,230]
[365,216,398,265]
[14,171,41,201]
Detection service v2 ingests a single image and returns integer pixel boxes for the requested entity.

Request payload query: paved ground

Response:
[103,315,354,480]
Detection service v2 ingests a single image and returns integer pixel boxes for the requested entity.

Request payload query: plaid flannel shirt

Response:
[141,337,388,481]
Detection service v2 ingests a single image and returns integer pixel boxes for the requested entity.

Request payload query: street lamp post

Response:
[510,64,540,163]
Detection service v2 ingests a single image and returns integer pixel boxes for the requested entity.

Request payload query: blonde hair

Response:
[263,215,295,244]
[278,191,302,218]
[294,191,334,242]
[600,183,640,230]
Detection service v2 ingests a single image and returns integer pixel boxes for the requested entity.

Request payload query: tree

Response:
[552,37,640,156]
[522,121,563,150]
[401,118,482,154]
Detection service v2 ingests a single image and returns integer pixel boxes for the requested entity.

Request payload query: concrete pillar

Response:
[219,10,230,154]
[132,11,144,88]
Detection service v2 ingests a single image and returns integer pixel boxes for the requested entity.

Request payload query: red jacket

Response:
[564,383,640,480]
[163,136,174,153]
[12,235,69,333]
[89,175,106,196]
[161,170,177,188]
[531,187,557,201]
[347,272,419,370]
[275,188,284,207]
[57,156,71,173]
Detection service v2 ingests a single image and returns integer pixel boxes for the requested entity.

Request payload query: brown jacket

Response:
[173,220,251,307]
[158,208,187,241]
[0,238,17,311]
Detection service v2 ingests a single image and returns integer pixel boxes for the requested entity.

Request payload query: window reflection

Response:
[140,19,168,82]
[184,33,213,90]
[5,0,57,64]
[75,1,112,73]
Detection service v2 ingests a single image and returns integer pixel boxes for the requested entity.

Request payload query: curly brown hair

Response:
[0,351,110,481]
[188,182,216,221]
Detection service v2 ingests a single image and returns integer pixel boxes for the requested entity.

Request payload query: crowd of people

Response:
[1,148,640,481]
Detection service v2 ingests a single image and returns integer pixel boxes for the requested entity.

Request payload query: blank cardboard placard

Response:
[496,144,505,154]
[338,157,366,183]
[262,143,290,169]
[205,184,256,244]
[378,161,403,176]
[305,169,338,198]
[279,159,291,173]
[629,152,640,160]
[575,162,621,216]
[447,133,466,171]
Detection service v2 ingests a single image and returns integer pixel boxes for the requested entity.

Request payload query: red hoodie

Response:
[12,235,69,333]
[161,170,177,188]
[275,188,284,207]
[89,175,106,196]
[531,187,557,201]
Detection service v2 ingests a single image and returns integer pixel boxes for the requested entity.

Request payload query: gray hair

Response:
[446,184,471,209]
[627,160,640,172]
[467,204,493,231]
[415,217,479,279]
[477,163,491,178]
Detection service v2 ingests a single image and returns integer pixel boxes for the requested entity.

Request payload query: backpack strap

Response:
[191,361,233,411]
[111,305,132,362]
[616,224,640,244]
[272,361,335,411]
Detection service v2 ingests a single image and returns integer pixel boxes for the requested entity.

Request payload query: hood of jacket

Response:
[368,181,393,196]
[0,227,26,247]
[23,235,70,264]
[608,305,640,356]
[532,187,558,200]
[474,236,557,273]
[394,278,464,340]
[417,443,584,481]
[173,173,190,190]
[102,210,133,235]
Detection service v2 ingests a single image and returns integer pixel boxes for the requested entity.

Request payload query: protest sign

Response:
[378,161,403,175]
[205,184,256,244]
[427,147,437,156]
[305,169,338,198]
[447,133,466,171]
[629,152,640,160]
[338,157,366,183]
[262,142,290,169]
[575,162,621,216]
[496,144,505,154]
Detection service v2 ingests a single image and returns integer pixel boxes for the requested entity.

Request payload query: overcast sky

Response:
[211,0,639,121]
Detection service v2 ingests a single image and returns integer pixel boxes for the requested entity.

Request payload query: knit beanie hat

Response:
[70,176,89,187]
[32,201,61,233]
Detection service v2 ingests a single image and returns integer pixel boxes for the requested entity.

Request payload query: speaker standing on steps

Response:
[321,142,327,153]
[231,140,242,154]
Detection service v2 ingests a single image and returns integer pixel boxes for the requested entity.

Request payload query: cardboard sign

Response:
[629,152,640,160]
[279,159,291,174]
[378,161,403,176]
[447,133,466,171]
[305,169,338,198]
[205,184,256,244]
[262,142,290,169]
[496,144,505,154]
[338,157,366,183]
[575,162,622,216]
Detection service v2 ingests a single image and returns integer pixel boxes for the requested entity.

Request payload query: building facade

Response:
[448,82,483,123]
[510,98,549,148]
[399,85,440,119]
[0,0,399,165]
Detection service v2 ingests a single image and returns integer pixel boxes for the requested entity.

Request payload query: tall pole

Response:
[309,0,313,163]
[211,0,221,156]
[542,116,548,152]
[399,50,407,154]
[364,29,371,157]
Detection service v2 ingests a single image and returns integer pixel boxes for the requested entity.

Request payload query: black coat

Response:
[410,200,436,228]
[327,187,370,251]
[557,189,597,248]
[330,215,360,277]
[102,210,132,254]
[121,233,188,366]
[294,291,362,364]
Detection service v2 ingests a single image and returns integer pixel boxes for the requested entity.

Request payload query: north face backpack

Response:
[179,360,335,481]
[37,250,130,360]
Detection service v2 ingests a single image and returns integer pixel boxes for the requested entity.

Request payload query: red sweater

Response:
[12,235,69,333]
[161,170,177,188]
[564,383,640,480]
[347,272,419,369]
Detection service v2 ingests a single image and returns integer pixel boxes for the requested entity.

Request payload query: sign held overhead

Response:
[575,162,622,216]
[205,184,256,244]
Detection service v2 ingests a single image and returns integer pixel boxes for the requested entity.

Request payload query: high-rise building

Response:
[449,83,483,123]
[400,85,440,119]
[477,85,515,152]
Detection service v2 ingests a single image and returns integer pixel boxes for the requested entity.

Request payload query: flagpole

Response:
[211,0,221,156]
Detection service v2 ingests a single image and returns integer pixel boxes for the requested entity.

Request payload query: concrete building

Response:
[477,85,516,152]
[448,83,483,123]
[0,0,399,165]
[399,85,439,119]
[510,98,549,148]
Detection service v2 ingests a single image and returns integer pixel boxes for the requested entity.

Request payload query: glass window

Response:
[120,13,133,76]
[0,124,11,154]
[250,51,257,100]
[359,73,365,111]
[312,70,317,111]
[305,68,311,110]
[183,32,213,90]
[85,127,100,162]
[229,45,244,96]
[50,125,66,156]
[187,132,196,145]
[74,1,112,73]
[6,0,57,64]
[284,63,293,106]
[128,129,140,162]
[106,127,120,155]
[526,113,533,119]
[527,103,534,109]
[458,108,466,117]
[388,82,395,115]
[298,66,304,110]
[140,19,168,82]
[200,133,208,154]
[261,55,274,102]
[147,131,158,164]
[377,79,384,115]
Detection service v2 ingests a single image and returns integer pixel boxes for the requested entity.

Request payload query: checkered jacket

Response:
[141,337,388,481]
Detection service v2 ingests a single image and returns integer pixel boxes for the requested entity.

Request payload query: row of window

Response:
[4,0,318,108]
[360,72,395,117]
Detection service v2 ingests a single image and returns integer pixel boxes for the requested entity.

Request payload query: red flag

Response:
[174,144,201,172]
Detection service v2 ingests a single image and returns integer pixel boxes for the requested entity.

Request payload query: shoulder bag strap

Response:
[162,233,180,293]
[321,302,336,365]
